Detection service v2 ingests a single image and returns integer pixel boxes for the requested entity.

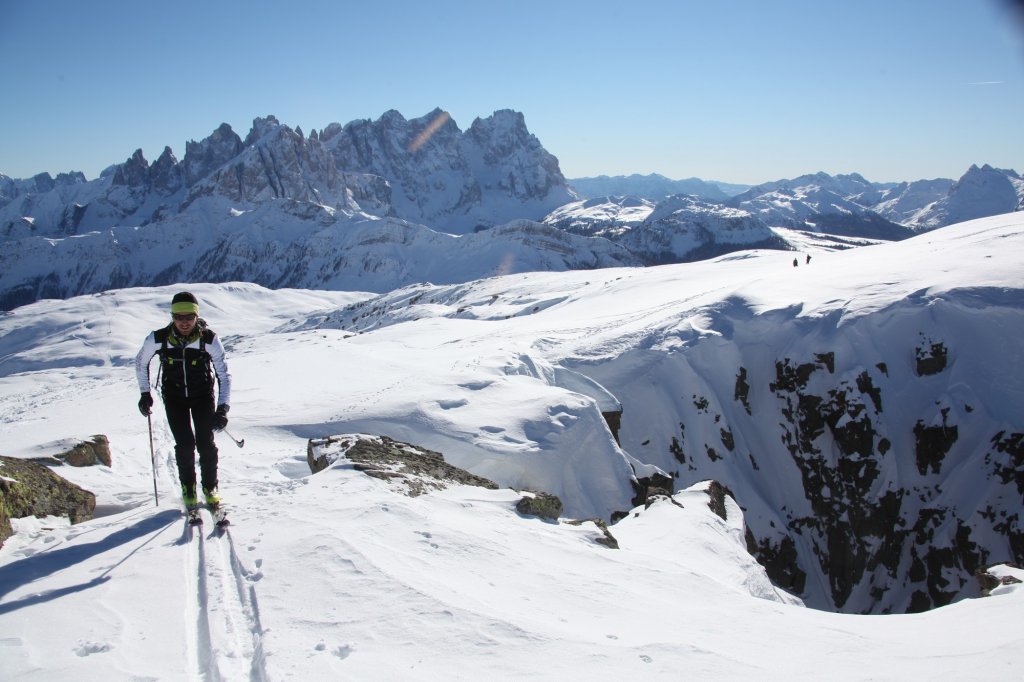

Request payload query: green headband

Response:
[171,302,200,315]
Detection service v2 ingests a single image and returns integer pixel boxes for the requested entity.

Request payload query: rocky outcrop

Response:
[975,563,1024,596]
[307,434,498,497]
[624,470,675,519]
[306,435,620,545]
[32,435,111,468]
[0,456,96,549]
[565,517,619,549]
[516,492,563,521]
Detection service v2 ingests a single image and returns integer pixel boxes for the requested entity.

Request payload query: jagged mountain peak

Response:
[378,108,410,125]
[956,162,1020,185]
[244,115,285,145]
[182,123,244,187]
[111,148,150,187]
[469,108,526,134]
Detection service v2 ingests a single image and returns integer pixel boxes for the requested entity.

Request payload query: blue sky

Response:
[1,0,1022,184]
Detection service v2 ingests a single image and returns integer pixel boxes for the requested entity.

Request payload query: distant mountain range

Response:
[567,166,1024,235]
[1,108,1021,310]
[567,174,746,201]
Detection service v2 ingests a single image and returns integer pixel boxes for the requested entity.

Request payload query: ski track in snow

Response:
[184,511,267,682]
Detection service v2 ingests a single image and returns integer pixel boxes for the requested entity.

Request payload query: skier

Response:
[135,292,231,517]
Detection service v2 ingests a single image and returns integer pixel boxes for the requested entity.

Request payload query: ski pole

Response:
[147,413,159,505]
[220,427,245,448]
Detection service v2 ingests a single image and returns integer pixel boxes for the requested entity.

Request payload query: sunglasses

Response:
[172,313,197,322]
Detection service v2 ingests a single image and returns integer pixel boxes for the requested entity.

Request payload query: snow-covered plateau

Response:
[0,211,1022,679]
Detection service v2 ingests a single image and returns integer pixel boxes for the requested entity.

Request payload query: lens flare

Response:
[408,111,451,152]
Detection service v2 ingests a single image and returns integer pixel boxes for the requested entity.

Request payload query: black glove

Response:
[138,391,153,416]
[213,404,229,431]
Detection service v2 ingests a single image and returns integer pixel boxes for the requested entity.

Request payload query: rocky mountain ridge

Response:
[1,109,1021,312]
[567,165,1023,234]
[0,108,575,240]
[0,110,605,310]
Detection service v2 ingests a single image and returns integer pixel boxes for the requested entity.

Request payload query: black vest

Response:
[154,324,216,400]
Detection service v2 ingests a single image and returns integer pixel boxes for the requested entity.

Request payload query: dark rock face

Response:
[913,412,958,475]
[988,431,1024,496]
[602,409,623,444]
[625,470,675,517]
[614,304,1024,614]
[750,341,1017,612]
[746,530,807,595]
[734,368,751,415]
[915,338,948,376]
[112,149,150,187]
[0,456,96,548]
[705,480,731,521]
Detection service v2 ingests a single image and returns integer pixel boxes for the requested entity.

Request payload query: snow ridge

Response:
[0,215,1022,677]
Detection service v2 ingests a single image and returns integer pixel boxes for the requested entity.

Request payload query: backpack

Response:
[154,319,216,399]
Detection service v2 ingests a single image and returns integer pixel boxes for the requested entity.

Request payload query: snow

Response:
[1,213,1023,679]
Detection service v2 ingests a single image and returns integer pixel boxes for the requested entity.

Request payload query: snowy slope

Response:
[1,215,1023,678]
[542,195,656,235]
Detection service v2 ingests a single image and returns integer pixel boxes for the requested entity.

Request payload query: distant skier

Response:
[793,258,799,267]
[806,254,812,264]
[135,292,232,511]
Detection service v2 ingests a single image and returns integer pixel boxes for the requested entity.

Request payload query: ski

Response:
[208,503,230,527]
[186,506,203,525]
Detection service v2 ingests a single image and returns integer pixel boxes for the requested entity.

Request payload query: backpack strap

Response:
[152,324,173,395]
[154,324,172,349]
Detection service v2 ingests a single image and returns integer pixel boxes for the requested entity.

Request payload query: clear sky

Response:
[1,0,1022,185]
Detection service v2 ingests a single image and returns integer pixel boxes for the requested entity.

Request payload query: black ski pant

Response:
[163,393,219,494]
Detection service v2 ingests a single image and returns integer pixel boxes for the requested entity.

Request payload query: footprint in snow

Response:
[415,530,439,549]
